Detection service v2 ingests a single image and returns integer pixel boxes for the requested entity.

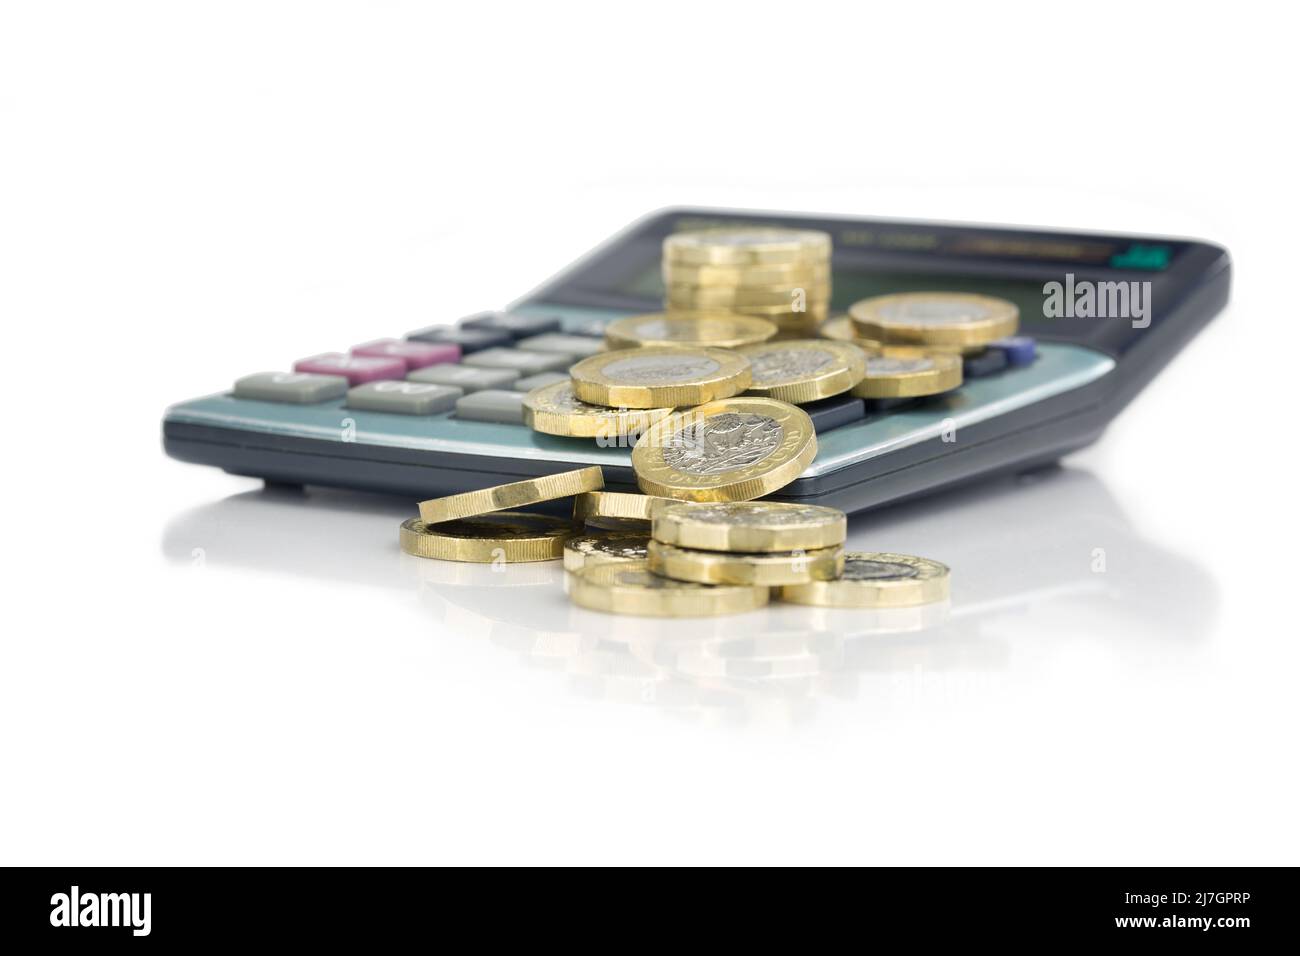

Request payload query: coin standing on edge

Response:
[647,539,845,586]
[631,396,817,501]
[653,500,847,552]
[779,552,951,607]
[569,346,752,409]
[417,466,604,524]
[400,513,580,563]
[603,312,778,350]
[566,560,770,617]
[739,339,866,404]
[851,352,963,399]
[848,292,1019,348]
[562,532,651,571]
[522,381,671,439]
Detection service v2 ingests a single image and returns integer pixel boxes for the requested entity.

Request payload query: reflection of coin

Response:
[522,381,671,438]
[851,351,962,399]
[648,540,844,586]
[653,500,845,552]
[739,339,865,404]
[399,513,580,563]
[567,560,769,617]
[849,292,1018,347]
[562,532,650,571]
[570,347,751,408]
[779,551,950,607]
[417,466,603,524]
[633,397,816,501]
[664,260,831,288]
[603,312,777,349]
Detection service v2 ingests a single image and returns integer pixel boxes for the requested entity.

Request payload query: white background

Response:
[2,2,1296,865]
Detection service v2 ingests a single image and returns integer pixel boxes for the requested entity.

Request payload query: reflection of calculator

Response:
[162,208,1230,513]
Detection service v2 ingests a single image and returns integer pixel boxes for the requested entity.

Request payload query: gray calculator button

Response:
[233,371,348,403]
[345,381,462,415]
[459,311,562,337]
[454,389,527,424]
[406,364,520,392]
[513,371,571,392]
[462,347,571,374]
[515,332,606,359]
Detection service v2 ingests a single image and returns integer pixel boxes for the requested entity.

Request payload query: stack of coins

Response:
[662,228,832,338]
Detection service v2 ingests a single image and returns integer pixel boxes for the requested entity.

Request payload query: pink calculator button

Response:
[351,338,461,370]
[293,352,406,385]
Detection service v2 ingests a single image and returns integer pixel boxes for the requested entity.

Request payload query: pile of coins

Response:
[393,227,1038,617]
[662,228,832,337]
[401,469,950,617]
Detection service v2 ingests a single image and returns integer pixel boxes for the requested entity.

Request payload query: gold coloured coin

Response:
[603,312,777,349]
[664,260,831,287]
[562,532,650,571]
[631,396,816,501]
[779,551,950,608]
[569,346,751,409]
[665,283,830,309]
[399,513,580,563]
[566,560,769,617]
[648,539,844,586]
[417,466,604,524]
[848,292,1019,348]
[522,380,671,439]
[818,315,856,341]
[738,339,865,404]
[664,227,832,266]
[573,490,672,525]
[653,500,846,553]
[851,352,963,399]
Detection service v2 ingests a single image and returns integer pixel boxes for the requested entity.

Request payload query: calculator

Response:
[162,208,1231,514]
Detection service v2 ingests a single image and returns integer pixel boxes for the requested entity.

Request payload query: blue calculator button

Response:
[405,324,512,352]
[990,336,1038,367]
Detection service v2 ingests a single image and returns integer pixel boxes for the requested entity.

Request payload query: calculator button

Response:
[515,332,606,360]
[963,348,1010,379]
[803,394,867,433]
[561,316,613,338]
[351,338,461,370]
[233,371,349,403]
[293,352,406,385]
[454,389,527,424]
[345,380,462,415]
[459,311,562,337]
[462,347,572,374]
[405,324,513,353]
[990,336,1037,367]
[407,364,520,392]
[513,371,571,393]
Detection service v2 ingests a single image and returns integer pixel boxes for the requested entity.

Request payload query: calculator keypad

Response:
[405,324,513,352]
[345,381,463,415]
[234,371,349,403]
[407,364,520,392]
[351,338,461,370]
[462,347,571,374]
[460,311,562,337]
[293,352,406,385]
